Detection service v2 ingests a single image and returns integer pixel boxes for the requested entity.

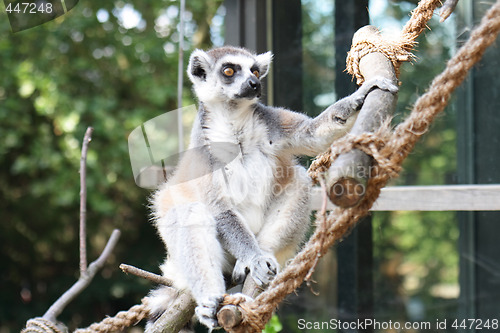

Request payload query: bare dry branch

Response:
[43,229,121,323]
[120,264,174,287]
[79,127,94,275]
[217,305,242,330]
[39,128,122,324]
[440,0,459,22]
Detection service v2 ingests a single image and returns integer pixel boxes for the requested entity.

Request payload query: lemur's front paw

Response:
[232,259,250,285]
[250,253,279,287]
[352,77,399,110]
[195,295,223,330]
[367,76,399,94]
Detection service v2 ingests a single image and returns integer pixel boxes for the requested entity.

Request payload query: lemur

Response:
[147,46,397,331]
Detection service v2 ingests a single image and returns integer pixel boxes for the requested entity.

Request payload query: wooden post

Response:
[217,277,263,330]
[326,26,398,207]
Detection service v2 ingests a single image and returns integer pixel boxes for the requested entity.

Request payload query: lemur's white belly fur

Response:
[223,149,275,233]
[206,108,276,234]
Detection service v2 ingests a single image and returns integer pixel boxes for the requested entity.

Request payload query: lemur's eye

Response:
[223,67,235,77]
[253,70,260,78]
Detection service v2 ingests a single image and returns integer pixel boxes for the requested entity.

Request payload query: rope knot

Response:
[344,131,402,180]
[21,318,67,333]
[346,25,416,85]
[221,294,272,333]
[308,125,400,184]
[222,293,250,307]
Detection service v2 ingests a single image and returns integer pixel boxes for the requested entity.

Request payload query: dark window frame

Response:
[224,2,374,330]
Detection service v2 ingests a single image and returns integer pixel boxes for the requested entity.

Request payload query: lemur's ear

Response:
[255,51,273,79]
[187,49,212,82]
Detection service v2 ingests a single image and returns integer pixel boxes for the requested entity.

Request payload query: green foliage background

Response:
[0,0,222,331]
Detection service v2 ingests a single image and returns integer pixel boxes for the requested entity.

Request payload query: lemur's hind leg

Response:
[257,166,312,266]
[154,202,226,330]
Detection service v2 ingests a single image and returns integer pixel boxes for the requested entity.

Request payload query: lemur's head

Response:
[187,46,272,104]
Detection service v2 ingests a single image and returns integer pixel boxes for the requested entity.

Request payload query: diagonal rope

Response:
[73,299,150,333]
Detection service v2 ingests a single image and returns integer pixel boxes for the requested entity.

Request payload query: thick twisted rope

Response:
[347,0,447,85]
[73,299,149,333]
[21,318,66,333]
[222,0,500,331]
[346,31,415,85]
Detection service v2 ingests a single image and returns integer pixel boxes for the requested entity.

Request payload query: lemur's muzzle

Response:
[237,77,261,99]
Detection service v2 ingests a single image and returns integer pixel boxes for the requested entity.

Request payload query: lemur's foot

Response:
[195,295,224,330]
[232,259,250,285]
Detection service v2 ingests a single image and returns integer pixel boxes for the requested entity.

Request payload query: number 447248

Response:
[5,2,54,14]
[452,319,499,330]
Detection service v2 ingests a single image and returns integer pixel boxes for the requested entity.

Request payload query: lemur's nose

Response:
[247,77,260,91]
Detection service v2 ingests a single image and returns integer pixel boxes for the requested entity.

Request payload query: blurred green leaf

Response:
[263,314,283,333]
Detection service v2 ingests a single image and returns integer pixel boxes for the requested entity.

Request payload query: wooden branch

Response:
[118,264,199,332]
[144,271,263,332]
[35,128,122,326]
[217,275,267,330]
[242,275,265,298]
[440,0,459,22]
[144,273,263,332]
[43,229,121,323]
[218,305,242,330]
[120,263,174,287]
[145,289,196,333]
[117,263,199,332]
[326,26,398,207]
[79,127,93,275]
